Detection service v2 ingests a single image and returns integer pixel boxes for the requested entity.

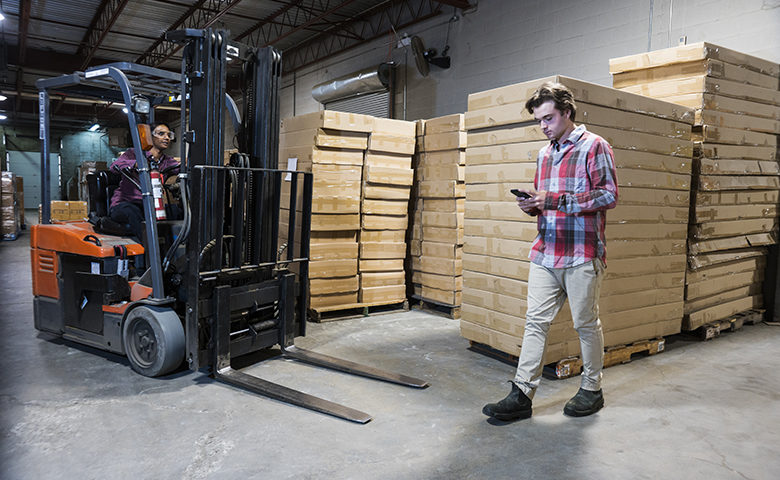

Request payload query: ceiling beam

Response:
[239,0,360,48]
[18,15,159,43]
[145,0,270,23]
[434,0,470,8]
[77,0,132,70]
[17,0,32,65]
[15,69,25,113]
[136,0,245,67]
[136,0,208,66]
[235,0,305,44]
[11,95,179,129]
[282,0,445,73]
[15,1,32,112]
[7,47,130,79]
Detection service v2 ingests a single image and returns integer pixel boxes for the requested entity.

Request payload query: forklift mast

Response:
[166,29,309,372]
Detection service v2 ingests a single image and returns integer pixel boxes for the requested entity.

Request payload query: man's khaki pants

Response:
[513,259,605,398]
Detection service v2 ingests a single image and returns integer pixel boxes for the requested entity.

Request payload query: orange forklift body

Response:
[31,220,147,355]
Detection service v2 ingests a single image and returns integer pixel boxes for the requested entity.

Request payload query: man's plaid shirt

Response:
[527,124,618,269]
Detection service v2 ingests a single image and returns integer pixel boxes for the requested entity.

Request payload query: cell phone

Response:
[510,188,532,200]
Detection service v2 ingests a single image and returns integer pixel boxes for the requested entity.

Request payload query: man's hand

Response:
[516,189,547,214]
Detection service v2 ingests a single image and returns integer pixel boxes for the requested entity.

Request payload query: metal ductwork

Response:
[312,63,392,104]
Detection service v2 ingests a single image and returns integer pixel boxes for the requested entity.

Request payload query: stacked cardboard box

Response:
[279,111,417,313]
[460,75,695,363]
[40,201,89,222]
[409,114,467,308]
[360,117,416,304]
[280,111,373,310]
[609,43,780,330]
[1,171,21,240]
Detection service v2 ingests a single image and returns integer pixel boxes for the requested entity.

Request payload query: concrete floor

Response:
[2,217,780,479]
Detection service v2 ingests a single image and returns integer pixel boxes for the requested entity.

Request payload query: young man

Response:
[482,82,618,421]
[109,122,179,240]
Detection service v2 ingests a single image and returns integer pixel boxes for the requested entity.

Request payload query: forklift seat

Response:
[86,170,119,217]
[86,171,134,237]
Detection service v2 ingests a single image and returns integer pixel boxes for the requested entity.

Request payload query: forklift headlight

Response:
[133,96,151,114]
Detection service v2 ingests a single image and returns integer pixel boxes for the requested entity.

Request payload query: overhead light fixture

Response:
[0,114,7,120]
[0,11,5,22]
[0,95,7,101]
[88,123,100,132]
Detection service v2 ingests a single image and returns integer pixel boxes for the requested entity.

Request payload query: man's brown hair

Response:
[525,81,577,121]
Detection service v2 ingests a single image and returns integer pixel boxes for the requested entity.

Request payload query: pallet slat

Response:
[308,299,409,322]
[690,308,765,340]
[547,338,666,379]
[411,296,461,319]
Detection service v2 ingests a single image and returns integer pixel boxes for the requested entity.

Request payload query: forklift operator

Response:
[108,122,180,240]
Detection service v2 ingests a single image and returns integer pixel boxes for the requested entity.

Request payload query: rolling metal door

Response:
[325,91,390,118]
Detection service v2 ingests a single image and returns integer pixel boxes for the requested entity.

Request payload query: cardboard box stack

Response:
[460,75,695,364]
[42,201,89,222]
[1,171,21,240]
[279,111,417,313]
[280,111,372,311]
[409,114,467,309]
[609,43,780,331]
[360,117,416,304]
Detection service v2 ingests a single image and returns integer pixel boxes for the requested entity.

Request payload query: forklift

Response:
[31,28,427,423]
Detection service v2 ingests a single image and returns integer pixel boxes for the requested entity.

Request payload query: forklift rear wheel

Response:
[123,306,185,377]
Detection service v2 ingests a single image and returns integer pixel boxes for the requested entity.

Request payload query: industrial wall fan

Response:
[411,35,451,77]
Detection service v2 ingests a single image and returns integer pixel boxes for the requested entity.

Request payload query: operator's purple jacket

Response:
[109,148,179,208]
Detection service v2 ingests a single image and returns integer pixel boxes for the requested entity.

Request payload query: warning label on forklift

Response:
[39,92,46,140]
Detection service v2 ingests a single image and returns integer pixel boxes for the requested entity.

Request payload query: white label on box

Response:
[285,157,297,181]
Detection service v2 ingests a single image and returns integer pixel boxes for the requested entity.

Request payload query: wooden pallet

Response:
[546,338,666,379]
[692,308,765,341]
[308,299,409,322]
[468,338,666,379]
[411,296,461,319]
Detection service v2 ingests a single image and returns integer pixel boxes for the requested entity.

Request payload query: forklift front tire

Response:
[123,306,185,377]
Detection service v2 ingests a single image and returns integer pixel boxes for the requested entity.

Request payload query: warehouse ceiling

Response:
[0,0,470,129]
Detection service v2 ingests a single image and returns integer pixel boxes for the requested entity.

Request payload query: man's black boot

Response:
[563,388,604,417]
[482,383,532,421]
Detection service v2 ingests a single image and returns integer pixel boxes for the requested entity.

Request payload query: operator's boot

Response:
[563,388,604,417]
[482,382,532,421]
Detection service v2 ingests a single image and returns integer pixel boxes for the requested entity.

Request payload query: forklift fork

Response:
[211,285,428,424]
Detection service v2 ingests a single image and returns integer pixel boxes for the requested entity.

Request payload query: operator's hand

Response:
[517,189,547,214]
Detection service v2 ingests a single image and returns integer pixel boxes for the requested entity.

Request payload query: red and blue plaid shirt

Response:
[528,125,618,268]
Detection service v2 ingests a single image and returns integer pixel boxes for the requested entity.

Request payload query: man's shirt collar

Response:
[552,124,586,151]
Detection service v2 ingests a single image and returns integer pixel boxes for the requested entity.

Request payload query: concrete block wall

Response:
[60,132,121,183]
[281,0,780,121]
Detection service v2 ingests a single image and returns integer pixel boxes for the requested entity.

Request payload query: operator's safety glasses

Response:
[153,130,175,140]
